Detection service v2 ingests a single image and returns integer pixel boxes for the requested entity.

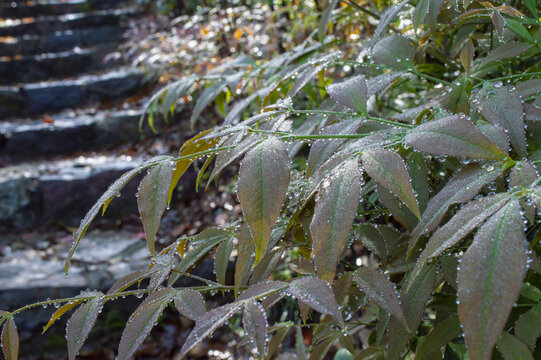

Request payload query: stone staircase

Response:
[0,0,196,340]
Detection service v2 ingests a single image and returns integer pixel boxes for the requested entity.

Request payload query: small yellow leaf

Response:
[233,28,243,41]
[42,300,84,334]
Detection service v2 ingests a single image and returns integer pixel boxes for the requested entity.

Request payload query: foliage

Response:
[3,0,541,359]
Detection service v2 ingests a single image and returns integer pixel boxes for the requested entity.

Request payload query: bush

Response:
[2,0,541,359]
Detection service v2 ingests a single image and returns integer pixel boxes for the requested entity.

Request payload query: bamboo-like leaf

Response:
[238,281,288,301]
[214,236,233,285]
[458,200,528,360]
[352,268,408,328]
[107,269,157,295]
[372,35,414,70]
[237,137,290,264]
[514,304,541,351]
[326,76,368,114]
[137,159,175,257]
[480,42,532,65]
[178,302,244,358]
[412,0,429,30]
[361,148,420,218]
[497,332,534,360]
[250,248,284,285]
[266,323,291,360]
[478,83,527,157]
[377,185,417,231]
[408,193,510,287]
[235,224,255,296]
[520,0,538,17]
[491,11,506,38]
[117,289,175,360]
[354,347,384,360]
[243,302,268,356]
[426,0,444,33]
[174,289,206,321]
[505,17,534,42]
[404,114,506,160]
[409,163,502,251]
[289,277,344,327]
[190,79,228,128]
[368,0,411,52]
[366,72,403,98]
[441,77,472,115]
[287,53,339,98]
[318,0,338,43]
[42,300,84,334]
[1,317,18,360]
[66,294,103,360]
[415,315,461,360]
[354,224,388,266]
[460,39,474,75]
[478,123,509,154]
[311,159,361,283]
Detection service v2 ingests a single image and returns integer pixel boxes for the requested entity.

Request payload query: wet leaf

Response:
[266,323,291,360]
[178,302,244,358]
[42,300,84,334]
[107,269,157,295]
[66,294,103,360]
[509,161,538,188]
[514,304,541,351]
[415,315,461,360]
[353,268,408,328]
[174,289,206,321]
[458,200,527,360]
[117,289,175,360]
[354,224,387,266]
[516,79,541,98]
[235,224,255,296]
[478,83,527,157]
[404,114,506,160]
[148,252,175,293]
[190,79,228,128]
[409,193,510,287]
[412,0,429,30]
[354,347,384,360]
[460,39,474,75]
[372,35,414,70]
[238,281,289,301]
[520,0,538,17]
[426,0,445,33]
[243,302,268,356]
[441,78,472,115]
[497,332,534,360]
[311,159,361,283]
[250,248,284,284]
[326,75,368,114]
[318,0,338,42]
[478,123,509,154]
[215,236,234,285]
[505,17,534,42]
[238,137,290,264]
[491,11,506,38]
[409,163,502,251]
[288,52,340,97]
[361,148,420,218]
[289,277,344,327]
[368,0,411,52]
[1,317,18,360]
[480,42,532,65]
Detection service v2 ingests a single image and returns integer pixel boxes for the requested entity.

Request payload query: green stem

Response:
[411,69,452,85]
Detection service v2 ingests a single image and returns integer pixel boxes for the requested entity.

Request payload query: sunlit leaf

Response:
[372,34,414,70]
[415,315,461,360]
[514,304,541,351]
[311,159,361,283]
[215,235,233,285]
[243,301,268,356]
[458,200,527,360]
[497,332,534,360]
[326,76,368,114]
[117,289,175,360]
[238,137,290,264]
[353,268,408,328]
[42,300,84,334]
[174,289,206,321]
[361,148,420,218]
[1,317,18,360]
[66,293,103,360]
[289,277,344,327]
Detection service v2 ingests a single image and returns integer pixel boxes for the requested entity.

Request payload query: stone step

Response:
[0,44,120,85]
[0,0,90,18]
[0,26,123,57]
[0,67,145,118]
[0,8,136,37]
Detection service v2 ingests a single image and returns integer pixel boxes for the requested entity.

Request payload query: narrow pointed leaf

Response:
[368,0,411,52]
[66,294,103,360]
[179,302,244,358]
[478,123,509,154]
[289,277,344,327]
[148,252,175,293]
[243,302,268,356]
[174,289,206,321]
[426,0,444,33]
[481,42,532,65]
[366,72,403,98]
[117,289,174,360]
[42,300,84,334]
[458,200,528,360]
[311,159,361,283]
[404,114,506,160]
[318,0,338,42]
[372,35,414,70]
[1,317,18,360]
[412,0,429,30]
[509,161,538,188]
[137,159,175,257]
[238,137,290,264]
[107,269,157,295]
[214,236,233,285]
[190,79,228,128]
[235,224,255,296]
[497,332,534,360]
[478,84,527,157]
[514,304,541,351]
[460,39,474,75]
[354,224,387,266]
[353,268,408,328]
[326,76,368,114]
[250,248,284,285]
[238,281,288,301]
[415,315,461,360]
[516,79,541,98]
[362,148,420,218]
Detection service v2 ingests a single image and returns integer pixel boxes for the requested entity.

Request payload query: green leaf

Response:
[174,289,206,321]
[137,159,175,257]
[354,347,384,360]
[372,34,414,70]
[404,114,506,160]
[266,323,291,360]
[368,0,411,52]
[497,332,534,360]
[480,42,532,65]
[354,224,388,266]
[352,268,408,328]
[514,304,541,351]
[42,300,84,334]
[1,317,18,360]
[412,0,429,30]
[117,289,175,360]
[458,200,528,360]
[361,148,421,219]
[326,76,368,114]
[415,315,461,360]
[237,137,291,264]
[516,79,541,98]
[214,235,233,285]
[460,39,474,75]
[106,269,157,295]
[66,293,103,360]
[289,277,344,327]
[190,79,228,128]
[311,159,361,283]
[318,0,338,43]
[441,77,472,115]
[243,301,268,357]
[426,0,445,34]
[510,161,538,187]
[238,281,288,301]
[250,248,284,285]
[235,224,255,297]
[505,17,534,42]
[520,0,538,18]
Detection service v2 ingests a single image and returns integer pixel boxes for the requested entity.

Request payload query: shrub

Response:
[2,0,541,359]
